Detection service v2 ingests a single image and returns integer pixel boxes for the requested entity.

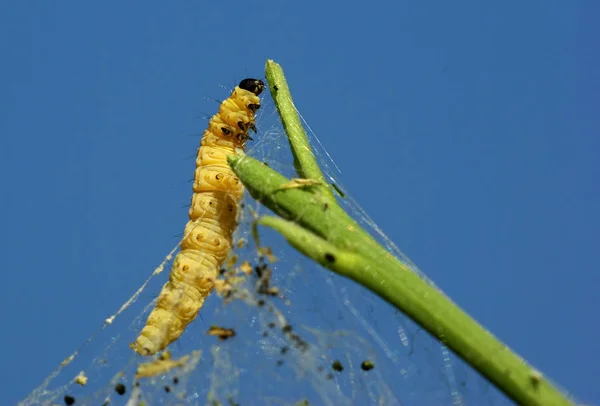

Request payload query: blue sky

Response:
[1,1,598,405]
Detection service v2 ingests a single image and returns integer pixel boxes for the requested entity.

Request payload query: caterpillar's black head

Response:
[239,78,265,96]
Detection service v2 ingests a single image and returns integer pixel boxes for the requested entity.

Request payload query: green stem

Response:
[257,215,364,274]
[226,60,574,406]
[265,60,335,203]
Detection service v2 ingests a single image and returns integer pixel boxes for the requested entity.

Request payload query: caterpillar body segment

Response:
[131,78,265,356]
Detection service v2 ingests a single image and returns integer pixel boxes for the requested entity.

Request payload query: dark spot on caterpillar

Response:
[323,203,329,211]
[115,383,126,395]
[248,123,257,133]
[214,238,220,246]
[248,103,261,112]
[164,385,171,393]
[324,253,336,263]
[216,173,223,180]
[221,127,232,136]
[236,132,253,143]
[182,264,190,272]
[173,376,179,385]
[361,360,375,371]
[64,395,75,405]
[237,121,246,131]
[219,267,227,275]
[238,78,265,96]
[332,360,344,372]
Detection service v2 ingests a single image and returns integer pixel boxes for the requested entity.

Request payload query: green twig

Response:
[265,60,335,203]
[228,59,574,406]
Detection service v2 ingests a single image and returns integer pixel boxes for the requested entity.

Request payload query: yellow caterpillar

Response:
[131,78,265,356]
